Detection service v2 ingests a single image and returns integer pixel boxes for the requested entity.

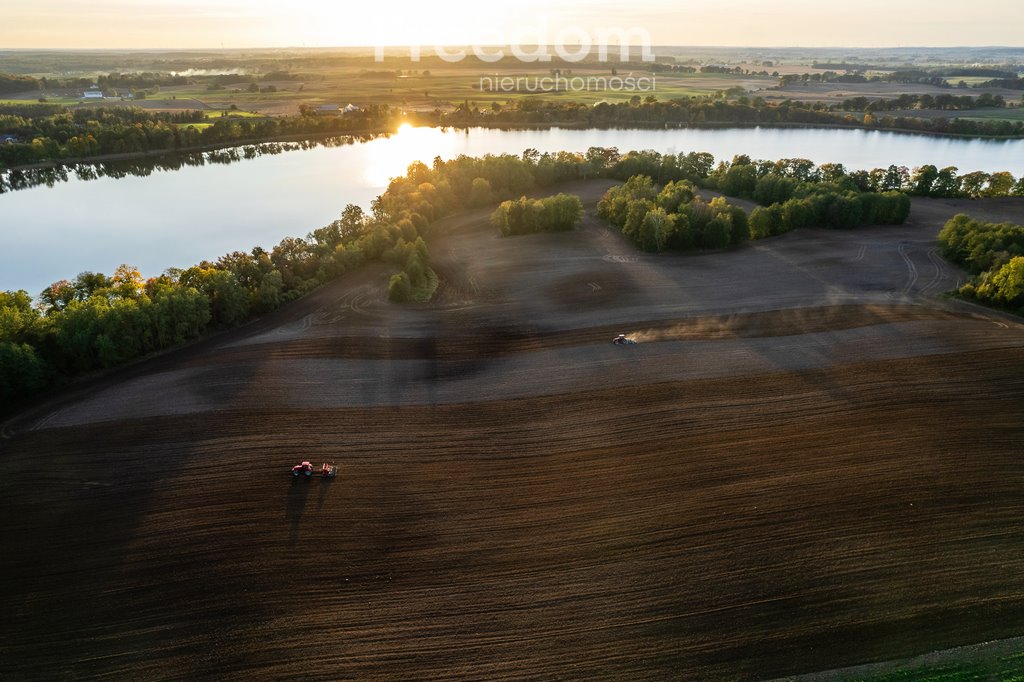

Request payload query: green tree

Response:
[180,267,250,327]
[716,163,758,198]
[0,290,41,342]
[985,256,1024,307]
[468,177,494,207]
[656,180,695,213]
[638,207,675,252]
[910,165,939,196]
[702,216,732,249]
[387,271,412,302]
[960,171,990,199]
[933,167,962,197]
[0,342,50,408]
[985,172,1016,198]
[749,205,779,239]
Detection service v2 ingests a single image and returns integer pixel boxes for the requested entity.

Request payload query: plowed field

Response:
[3,185,1024,680]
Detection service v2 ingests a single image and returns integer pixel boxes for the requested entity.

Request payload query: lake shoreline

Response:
[4,125,1022,295]
[3,121,1023,175]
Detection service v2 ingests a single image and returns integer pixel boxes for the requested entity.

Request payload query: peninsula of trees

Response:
[0,146,1015,412]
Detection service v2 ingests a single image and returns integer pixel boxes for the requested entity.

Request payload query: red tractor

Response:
[292,461,314,477]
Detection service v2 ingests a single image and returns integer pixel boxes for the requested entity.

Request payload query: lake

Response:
[3,125,1023,295]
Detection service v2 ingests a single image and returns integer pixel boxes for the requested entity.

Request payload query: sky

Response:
[1,0,1022,50]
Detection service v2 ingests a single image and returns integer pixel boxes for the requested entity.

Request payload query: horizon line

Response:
[2,44,1024,52]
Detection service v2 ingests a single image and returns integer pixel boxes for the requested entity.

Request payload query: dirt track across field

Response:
[3,185,1024,680]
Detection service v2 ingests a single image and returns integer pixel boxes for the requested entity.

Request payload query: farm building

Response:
[0,134,20,144]
[343,103,361,114]
[83,86,104,99]
[316,104,340,114]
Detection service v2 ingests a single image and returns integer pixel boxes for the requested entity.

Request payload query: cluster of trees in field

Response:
[747,189,909,236]
[0,104,393,169]
[703,156,911,235]
[938,215,1024,314]
[598,176,748,251]
[778,72,873,86]
[647,64,699,74]
[385,236,435,302]
[979,77,1024,91]
[596,154,916,250]
[490,193,584,236]
[0,73,42,95]
[447,97,1024,138]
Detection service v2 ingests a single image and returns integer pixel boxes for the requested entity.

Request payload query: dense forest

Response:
[938,215,1024,314]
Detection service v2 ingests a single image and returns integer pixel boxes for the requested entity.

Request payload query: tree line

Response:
[0,134,381,194]
[0,104,394,169]
[784,68,1021,88]
[938,215,1024,314]
[837,93,1010,112]
[445,97,1024,139]
[706,154,1024,200]
[0,71,195,95]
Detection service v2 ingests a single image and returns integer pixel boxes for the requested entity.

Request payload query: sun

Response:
[397,122,414,134]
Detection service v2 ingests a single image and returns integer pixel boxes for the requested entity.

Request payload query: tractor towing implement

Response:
[291,461,337,479]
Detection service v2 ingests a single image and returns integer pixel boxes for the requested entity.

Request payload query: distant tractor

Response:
[612,334,637,345]
[291,461,337,479]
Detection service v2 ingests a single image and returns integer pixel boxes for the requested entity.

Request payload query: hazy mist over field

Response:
[2,0,1023,48]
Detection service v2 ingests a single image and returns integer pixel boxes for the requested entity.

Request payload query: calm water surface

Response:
[2,125,1023,295]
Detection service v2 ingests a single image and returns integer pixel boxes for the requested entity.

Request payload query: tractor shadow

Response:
[285,476,312,546]
[315,472,334,512]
